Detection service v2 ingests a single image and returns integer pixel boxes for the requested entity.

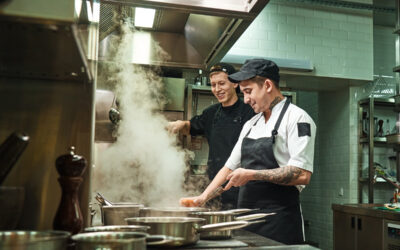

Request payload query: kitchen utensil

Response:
[0,230,70,250]
[125,216,255,247]
[0,186,24,229]
[139,206,209,217]
[198,180,229,206]
[101,204,144,225]
[73,231,176,249]
[191,211,275,239]
[0,132,29,185]
[95,192,113,206]
[72,231,147,250]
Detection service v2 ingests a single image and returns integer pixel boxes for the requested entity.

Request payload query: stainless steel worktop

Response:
[332,203,400,221]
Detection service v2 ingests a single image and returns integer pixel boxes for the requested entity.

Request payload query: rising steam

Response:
[93,23,193,207]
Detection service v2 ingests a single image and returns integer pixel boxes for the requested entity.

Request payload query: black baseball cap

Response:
[228,59,280,83]
[209,62,236,75]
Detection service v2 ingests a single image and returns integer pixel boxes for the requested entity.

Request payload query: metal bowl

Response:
[0,230,70,250]
[72,231,147,250]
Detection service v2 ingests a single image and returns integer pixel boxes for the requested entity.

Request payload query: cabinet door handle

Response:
[351,216,355,229]
[358,218,362,231]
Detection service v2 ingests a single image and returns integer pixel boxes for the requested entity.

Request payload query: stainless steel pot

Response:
[139,206,209,217]
[84,225,150,233]
[191,211,275,239]
[101,203,144,225]
[72,232,148,250]
[0,230,70,250]
[125,216,251,247]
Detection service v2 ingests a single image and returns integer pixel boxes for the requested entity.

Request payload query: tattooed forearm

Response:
[269,96,283,111]
[253,166,304,185]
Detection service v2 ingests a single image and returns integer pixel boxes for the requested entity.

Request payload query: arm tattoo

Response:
[269,96,283,111]
[254,166,303,185]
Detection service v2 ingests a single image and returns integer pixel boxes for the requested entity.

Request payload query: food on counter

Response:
[180,198,197,207]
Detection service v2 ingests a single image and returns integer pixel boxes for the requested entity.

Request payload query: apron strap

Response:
[272,98,290,143]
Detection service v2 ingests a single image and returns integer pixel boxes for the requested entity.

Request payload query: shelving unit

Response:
[358,97,396,203]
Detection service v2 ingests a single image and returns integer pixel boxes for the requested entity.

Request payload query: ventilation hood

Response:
[98,0,270,69]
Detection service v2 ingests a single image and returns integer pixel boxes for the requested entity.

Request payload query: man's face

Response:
[210,72,238,106]
[239,79,269,113]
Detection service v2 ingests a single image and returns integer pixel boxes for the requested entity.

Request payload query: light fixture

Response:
[134,7,156,28]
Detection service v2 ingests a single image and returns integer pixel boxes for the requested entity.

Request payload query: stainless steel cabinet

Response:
[333,211,384,250]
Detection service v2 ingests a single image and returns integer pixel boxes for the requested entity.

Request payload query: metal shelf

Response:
[359,137,388,144]
[358,97,395,107]
[394,65,400,73]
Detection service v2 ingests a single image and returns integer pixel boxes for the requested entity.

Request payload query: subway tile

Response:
[277,23,296,33]
[313,27,331,38]
[322,38,340,48]
[305,36,322,45]
[287,15,305,26]
[303,17,323,28]
[267,31,287,41]
[295,7,314,17]
[323,20,340,30]
[278,41,296,52]
[278,4,296,15]
[331,29,348,40]
[287,33,305,44]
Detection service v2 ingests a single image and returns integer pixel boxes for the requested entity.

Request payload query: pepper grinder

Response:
[53,146,87,234]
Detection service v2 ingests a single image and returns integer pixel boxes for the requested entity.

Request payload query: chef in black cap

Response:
[169,62,254,209]
[180,59,316,244]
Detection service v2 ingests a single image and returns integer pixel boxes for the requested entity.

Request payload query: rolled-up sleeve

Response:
[287,113,316,173]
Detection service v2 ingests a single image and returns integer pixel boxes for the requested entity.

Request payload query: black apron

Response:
[238,98,304,245]
[207,102,245,209]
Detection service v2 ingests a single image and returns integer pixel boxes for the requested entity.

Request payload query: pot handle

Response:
[225,208,260,215]
[235,212,276,221]
[197,220,249,233]
[146,235,184,246]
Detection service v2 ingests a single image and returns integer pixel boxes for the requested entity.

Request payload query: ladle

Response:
[95,192,113,206]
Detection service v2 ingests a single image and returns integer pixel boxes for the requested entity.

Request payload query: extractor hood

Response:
[98,0,270,69]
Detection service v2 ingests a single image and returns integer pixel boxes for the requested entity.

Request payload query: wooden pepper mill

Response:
[53,146,87,234]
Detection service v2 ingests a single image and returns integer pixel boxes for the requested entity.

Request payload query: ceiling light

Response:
[134,7,156,28]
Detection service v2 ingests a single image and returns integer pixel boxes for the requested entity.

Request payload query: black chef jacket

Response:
[190,98,255,208]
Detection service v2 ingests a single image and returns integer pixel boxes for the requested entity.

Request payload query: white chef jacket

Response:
[225,98,316,191]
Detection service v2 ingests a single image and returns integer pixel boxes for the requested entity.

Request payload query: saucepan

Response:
[72,231,179,250]
[101,203,144,225]
[191,210,275,239]
[125,216,260,247]
[0,230,70,250]
[139,206,209,217]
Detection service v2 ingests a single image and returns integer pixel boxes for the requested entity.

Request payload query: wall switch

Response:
[339,188,344,196]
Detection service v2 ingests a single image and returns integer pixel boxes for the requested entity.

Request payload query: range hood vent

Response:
[222,54,314,72]
[98,0,270,69]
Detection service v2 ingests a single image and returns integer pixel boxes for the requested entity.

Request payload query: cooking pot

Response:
[84,225,150,233]
[101,203,144,225]
[72,231,147,250]
[125,216,253,247]
[73,231,178,249]
[0,230,70,250]
[139,206,209,217]
[191,211,275,239]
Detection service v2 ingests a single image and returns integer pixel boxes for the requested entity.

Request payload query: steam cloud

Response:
[93,23,195,207]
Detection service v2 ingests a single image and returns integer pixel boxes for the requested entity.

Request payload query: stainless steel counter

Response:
[332,203,400,221]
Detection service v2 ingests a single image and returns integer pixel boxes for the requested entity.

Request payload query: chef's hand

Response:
[179,195,206,207]
[224,168,255,190]
[167,120,189,134]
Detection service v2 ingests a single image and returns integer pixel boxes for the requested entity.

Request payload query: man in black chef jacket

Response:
[168,62,255,209]
[180,59,316,245]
